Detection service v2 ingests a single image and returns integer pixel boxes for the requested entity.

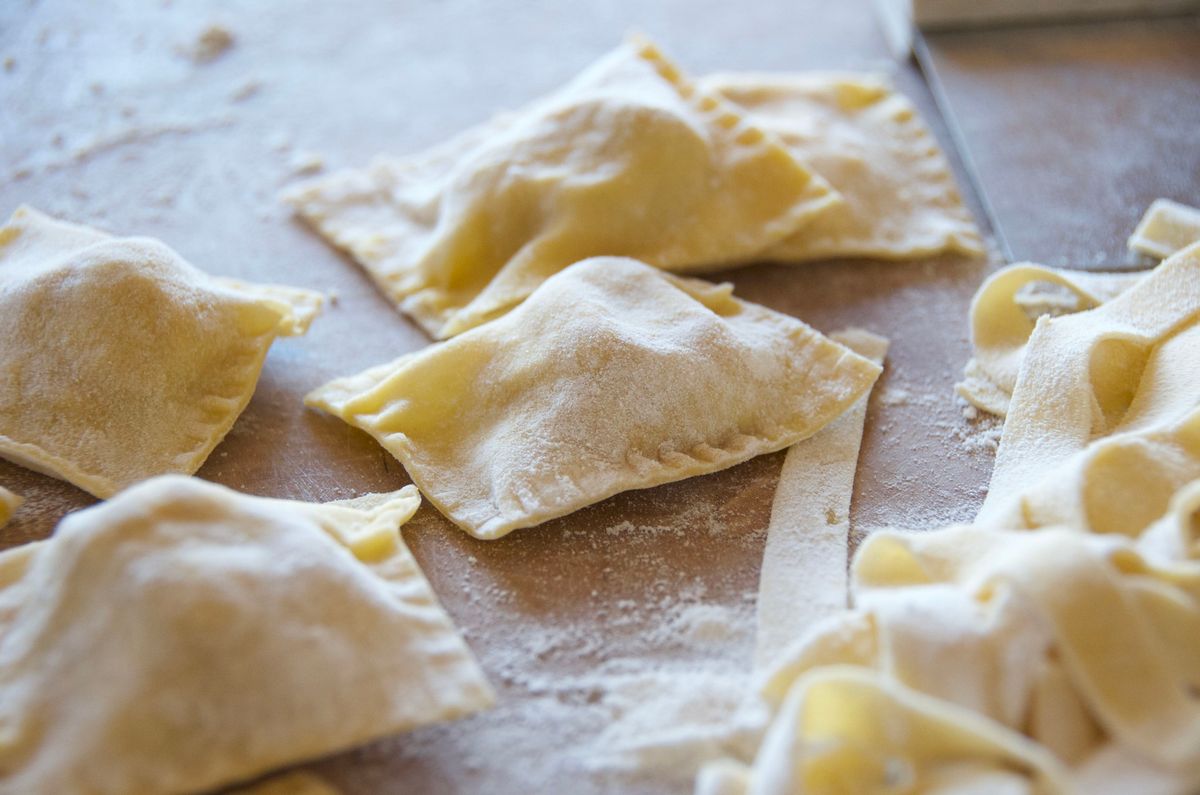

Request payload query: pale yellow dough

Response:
[1129,198,1200,260]
[283,36,838,339]
[0,476,493,795]
[726,518,1200,795]
[980,243,1200,524]
[307,257,882,540]
[702,502,1200,795]
[0,206,324,498]
[754,329,888,670]
[957,262,1142,417]
[0,485,22,528]
[698,245,1200,795]
[702,72,984,262]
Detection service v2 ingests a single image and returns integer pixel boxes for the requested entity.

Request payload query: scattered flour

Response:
[958,411,1004,455]
[186,24,235,63]
[230,78,262,102]
[582,666,766,783]
[405,465,775,793]
[880,385,911,406]
[876,377,1004,459]
[8,114,237,180]
[268,130,293,152]
[289,149,325,176]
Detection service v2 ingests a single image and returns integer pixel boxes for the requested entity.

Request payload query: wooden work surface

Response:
[1,2,1195,793]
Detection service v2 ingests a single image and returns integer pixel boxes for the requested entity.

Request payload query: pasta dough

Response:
[0,206,324,498]
[702,72,984,262]
[698,666,1069,795]
[1129,198,1200,260]
[713,518,1200,795]
[284,37,838,339]
[979,242,1200,524]
[957,263,1142,417]
[0,476,493,795]
[307,257,882,540]
[696,245,1200,795]
[0,485,21,528]
[754,329,887,670]
[704,485,1200,795]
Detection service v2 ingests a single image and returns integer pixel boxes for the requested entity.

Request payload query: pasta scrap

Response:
[1129,198,1200,260]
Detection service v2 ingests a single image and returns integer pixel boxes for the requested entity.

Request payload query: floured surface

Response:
[0,1,1033,793]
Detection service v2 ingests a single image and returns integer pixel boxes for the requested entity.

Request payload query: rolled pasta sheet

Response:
[957,263,1141,417]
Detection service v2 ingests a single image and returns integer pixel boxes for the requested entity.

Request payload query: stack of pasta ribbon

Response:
[701,242,1200,795]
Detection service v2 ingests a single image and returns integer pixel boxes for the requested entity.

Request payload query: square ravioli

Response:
[0,476,493,795]
[284,36,838,339]
[0,206,324,498]
[307,257,882,540]
[701,72,984,261]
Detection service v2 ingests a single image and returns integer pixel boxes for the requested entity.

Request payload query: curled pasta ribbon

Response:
[703,492,1200,795]
[957,264,1141,417]
[982,404,1200,537]
[980,242,1200,526]
[698,247,1200,795]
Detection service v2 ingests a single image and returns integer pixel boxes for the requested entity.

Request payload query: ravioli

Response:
[307,257,882,540]
[701,72,984,262]
[0,206,324,497]
[0,476,493,795]
[0,485,21,528]
[957,263,1143,417]
[283,37,838,339]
